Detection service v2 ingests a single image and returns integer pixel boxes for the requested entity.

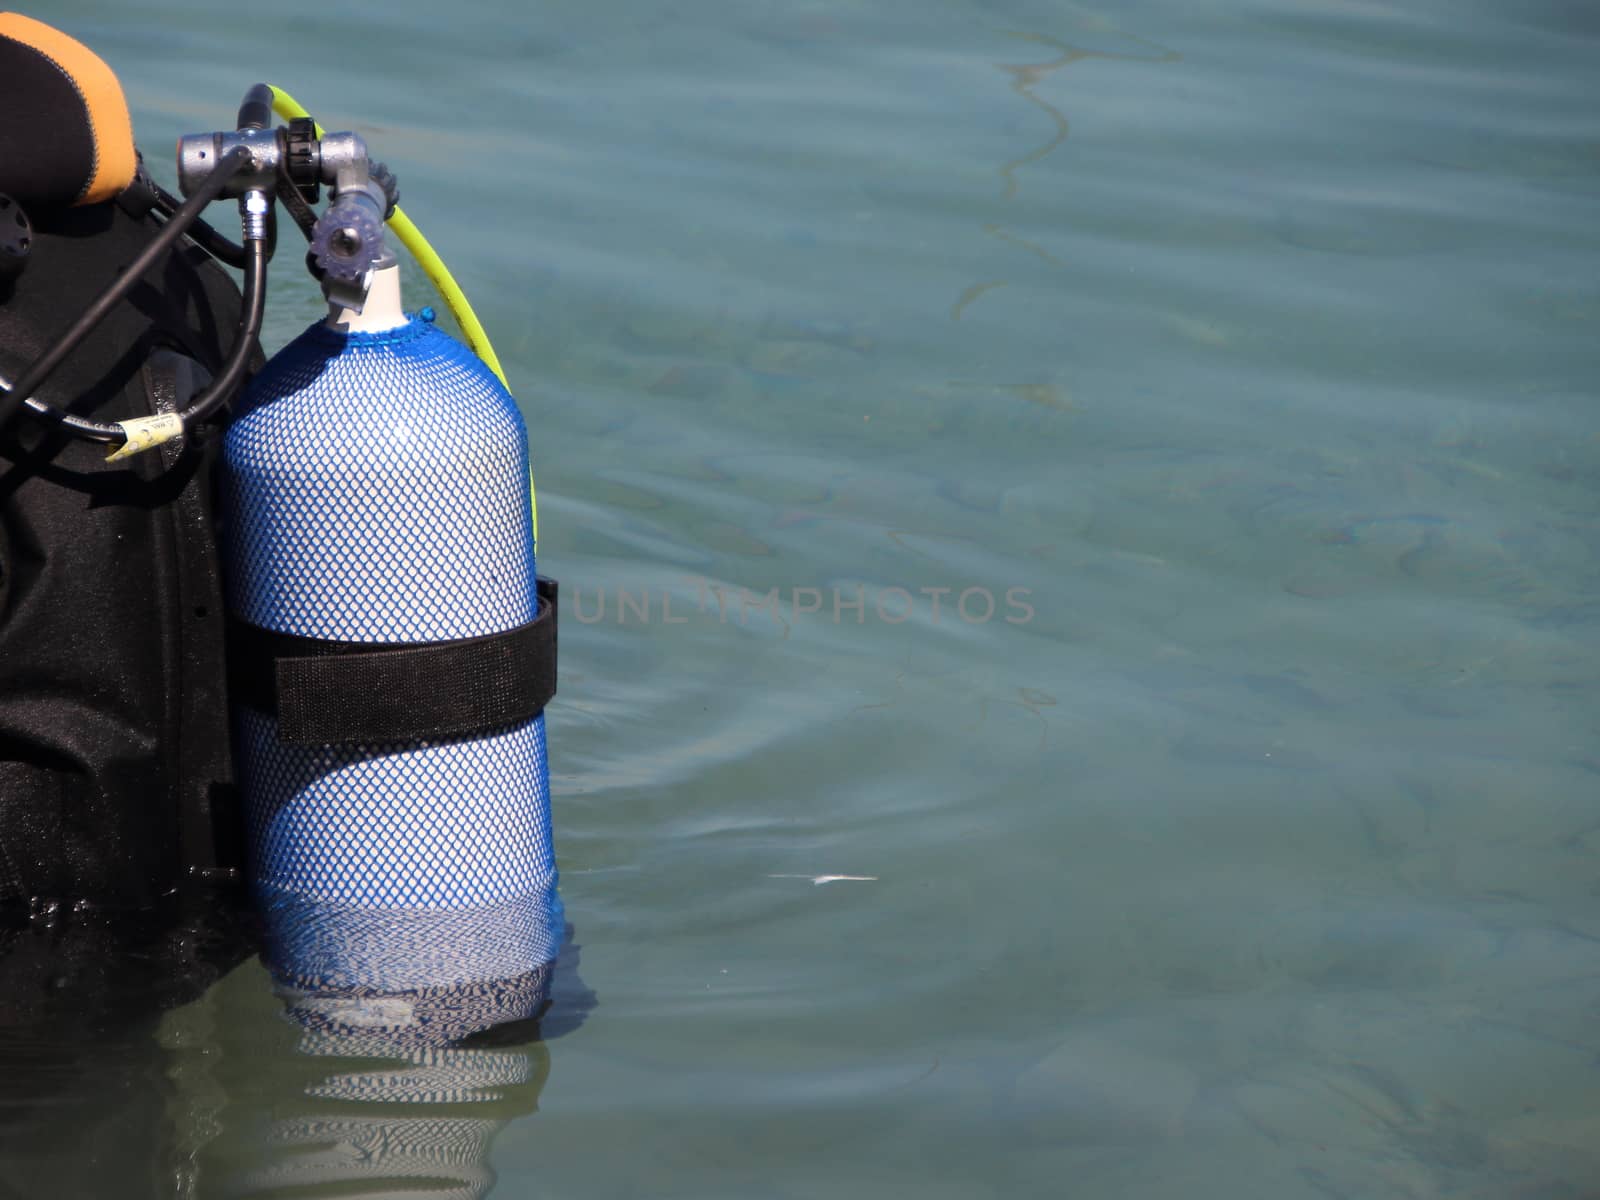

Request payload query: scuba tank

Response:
[222,264,564,1006]
[185,100,564,1014]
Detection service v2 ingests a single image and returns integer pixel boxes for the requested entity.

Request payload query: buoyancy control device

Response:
[0,15,562,1031]
[0,11,249,915]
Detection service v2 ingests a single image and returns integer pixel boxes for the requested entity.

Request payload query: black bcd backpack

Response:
[0,182,249,918]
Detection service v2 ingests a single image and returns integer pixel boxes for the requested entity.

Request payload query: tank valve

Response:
[309,196,385,308]
[177,92,398,311]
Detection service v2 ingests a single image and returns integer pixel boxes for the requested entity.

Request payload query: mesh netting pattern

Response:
[223,315,560,994]
[224,315,536,641]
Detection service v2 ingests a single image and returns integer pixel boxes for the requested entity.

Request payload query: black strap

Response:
[229,577,557,746]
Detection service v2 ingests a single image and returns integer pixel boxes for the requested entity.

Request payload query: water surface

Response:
[11,0,1600,1195]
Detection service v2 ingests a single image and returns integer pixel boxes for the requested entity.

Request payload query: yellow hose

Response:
[266,85,537,541]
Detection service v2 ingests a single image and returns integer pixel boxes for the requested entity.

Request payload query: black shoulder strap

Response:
[230,577,558,746]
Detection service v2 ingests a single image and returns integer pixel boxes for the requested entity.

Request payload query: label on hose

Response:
[107,412,183,461]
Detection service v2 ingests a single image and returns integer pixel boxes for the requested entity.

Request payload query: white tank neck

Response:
[327,263,408,333]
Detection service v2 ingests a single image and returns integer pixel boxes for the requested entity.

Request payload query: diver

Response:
[2,15,593,1194]
[2,0,572,1061]
[0,10,253,919]
[1,15,257,1194]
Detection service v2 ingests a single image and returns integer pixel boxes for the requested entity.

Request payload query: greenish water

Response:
[19,0,1600,1195]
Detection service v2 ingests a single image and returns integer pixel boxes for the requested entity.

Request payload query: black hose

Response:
[236,83,276,133]
[24,233,267,444]
[0,144,251,437]
[176,235,266,428]
[149,176,248,268]
[19,395,121,442]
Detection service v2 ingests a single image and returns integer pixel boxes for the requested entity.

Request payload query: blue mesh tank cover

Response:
[223,313,562,995]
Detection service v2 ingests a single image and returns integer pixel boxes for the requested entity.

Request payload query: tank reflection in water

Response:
[161,927,594,1200]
